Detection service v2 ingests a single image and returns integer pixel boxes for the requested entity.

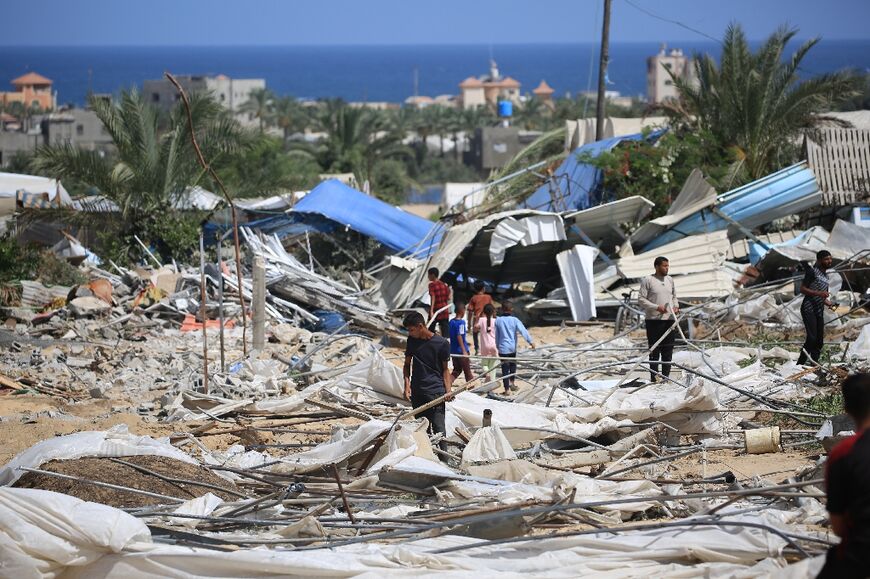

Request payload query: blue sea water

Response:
[1,41,868,107]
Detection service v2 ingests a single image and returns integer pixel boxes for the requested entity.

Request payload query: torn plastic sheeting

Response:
[1,486,796,579]
[849,324,870,360]
[522,379,720,426]
[446,391,629,445]
[488,214,567,266]
[557,244,598,322]
[270,419,393,474]
[461,425,517,465]
[0,425,198,487]
[167,493,223,529]
[0,487,151,579]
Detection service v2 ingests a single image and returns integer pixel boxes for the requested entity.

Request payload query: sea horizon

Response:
[2,40,868,107]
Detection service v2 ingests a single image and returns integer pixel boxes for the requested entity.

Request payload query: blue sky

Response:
[5,0,869,45]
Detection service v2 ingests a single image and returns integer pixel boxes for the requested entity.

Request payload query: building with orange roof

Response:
[532,79,556,109]
[0,72,56,111]
[459,61,521,110]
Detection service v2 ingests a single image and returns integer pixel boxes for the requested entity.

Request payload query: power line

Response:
[621,0,721,45]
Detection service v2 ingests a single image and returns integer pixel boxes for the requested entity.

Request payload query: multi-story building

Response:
[39,105,114,155]
[459,61,521,110]
[0,72,56,111]
[646,45,697,104]
[143,74,266,124]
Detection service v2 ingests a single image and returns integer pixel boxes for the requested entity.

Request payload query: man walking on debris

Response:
[495,300,534,394]
[427,267,452,336]
[798,250,835,366]
[403,311,453,451]
[819,373,870,578]
[638,256,679,382]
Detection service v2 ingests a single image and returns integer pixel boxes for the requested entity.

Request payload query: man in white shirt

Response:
[637,256,679,382]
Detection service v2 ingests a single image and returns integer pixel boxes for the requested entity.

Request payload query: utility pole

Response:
[595,0,612,142]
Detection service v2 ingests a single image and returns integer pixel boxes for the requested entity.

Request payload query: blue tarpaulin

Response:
[521,130,664,212]
[288,179,442,257]
[640,162,821,252]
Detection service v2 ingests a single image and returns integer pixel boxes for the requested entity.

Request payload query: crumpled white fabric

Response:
[0,487,150,579]
[489,215,566,266]
[0,486,797,578]
[0,424,197,487]
[167,493,223,529]
[462,425,517,465]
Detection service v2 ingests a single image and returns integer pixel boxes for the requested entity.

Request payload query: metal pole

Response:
[199,230,209,393]
[252,255,266,352]
[217,232,226,373]
[595,0,612,141]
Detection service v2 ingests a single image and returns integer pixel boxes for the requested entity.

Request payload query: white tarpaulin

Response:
[0,425,198,487]
[461,425,517,465]
[557,244,599,321]
[0,486,794,578]
[489,214,567,266]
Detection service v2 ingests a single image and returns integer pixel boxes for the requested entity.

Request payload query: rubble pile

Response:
[3,169,870,577]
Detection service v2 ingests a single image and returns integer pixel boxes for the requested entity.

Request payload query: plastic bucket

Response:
[744,426,781,454]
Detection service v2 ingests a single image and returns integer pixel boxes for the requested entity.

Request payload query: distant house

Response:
[459,60,521,110]
[39,106,114,155]
[532,80,555,108]
[0,72,56,111]
[143,74,266,125]
[646,45,697,104]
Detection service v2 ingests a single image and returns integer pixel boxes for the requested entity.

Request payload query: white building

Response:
[143,74,266,125]
[646,46,697,104]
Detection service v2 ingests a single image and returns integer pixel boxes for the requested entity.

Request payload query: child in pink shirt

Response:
[477,303,499,384]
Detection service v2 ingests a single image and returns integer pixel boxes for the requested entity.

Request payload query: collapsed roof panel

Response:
[287,179,443,256]
[639,162,821,252]
[521,131,664,213]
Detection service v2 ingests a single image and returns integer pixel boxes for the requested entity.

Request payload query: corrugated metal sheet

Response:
[728,230,803,261]
[20,280,70,308]
[599,269,735,301]
[641,162,821,252]
[616,231,730,279]
[806,128,870,206]
[566,195,654,243]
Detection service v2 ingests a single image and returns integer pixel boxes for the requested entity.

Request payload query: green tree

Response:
[239,88,275,133]
[664,24,861,180]
[31,90,247,263]
[272,96,309,144]
[309,100,414,198]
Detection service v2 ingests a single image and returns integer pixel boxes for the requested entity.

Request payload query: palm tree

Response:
[272,96,308,144]
[665,24,861,180]
[31,90,246,260]
[314,100,413,183]
[239,88,274,132]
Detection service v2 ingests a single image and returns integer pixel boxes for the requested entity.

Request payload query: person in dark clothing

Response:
[798,250,834,366]
[818,373,870,578]
[427,267,451,337]
[403,311,453,450]
[448,301,474,382]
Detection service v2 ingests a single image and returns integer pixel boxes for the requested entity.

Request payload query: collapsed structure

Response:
[2,119,870,578]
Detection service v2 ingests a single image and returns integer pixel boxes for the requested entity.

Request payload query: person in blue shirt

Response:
[448,301,474,382]
[494,300,534,394]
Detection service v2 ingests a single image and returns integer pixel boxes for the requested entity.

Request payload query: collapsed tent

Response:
[521,130,665,213]
[286,179,443,257]
[636,162,821,252]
